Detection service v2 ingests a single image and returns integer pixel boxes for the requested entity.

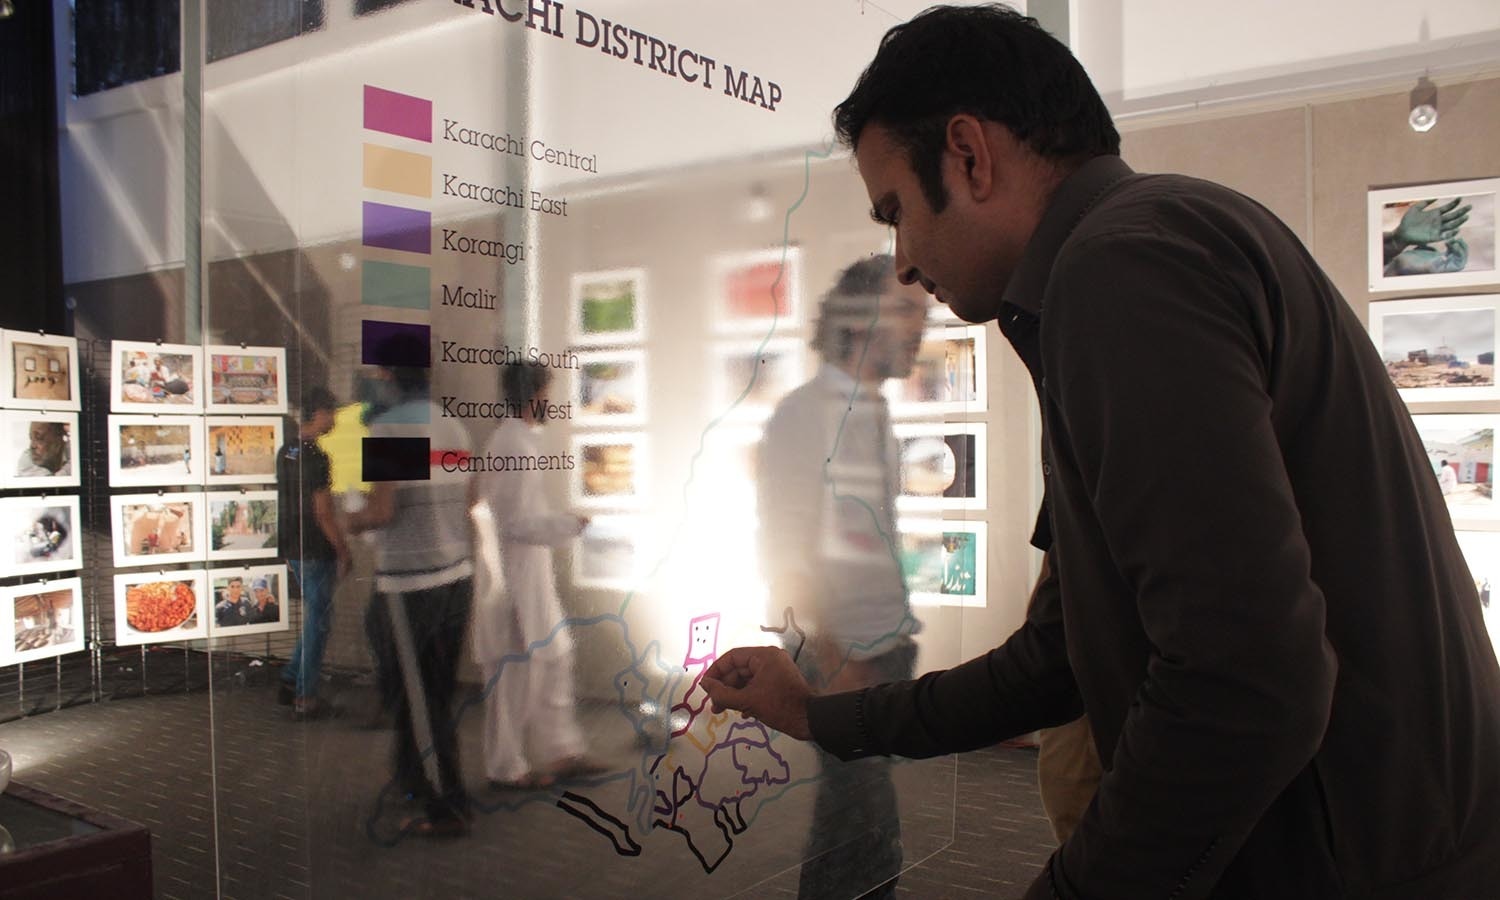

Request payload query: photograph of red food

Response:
[125,579,197,632]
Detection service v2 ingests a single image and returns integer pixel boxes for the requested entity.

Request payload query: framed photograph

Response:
[572,514,649,591]
[207,563,289,637]
[1367,295,1500,402]
[107,415,207,488]
[0,496,82,579]
[898,518,987,607]
[572,433,647,508]
[712,247,802,334]
[113,570,208,646]
[2,411,80,490]
[1410,414,1500,525]
[205,416,283,486]
[894,422,987,511]
[206,491,278,561]
[884,325,987,415]
[110,493,207,568]
[1,331,80,412]
[574,349,647,427]
[205,345,288,413]
[711,338,806,419]
[0,578,85,667]
[1368,178,1499,292]
[1453,531,1500,660]
[110,340,203,413]
[569,269,646,346]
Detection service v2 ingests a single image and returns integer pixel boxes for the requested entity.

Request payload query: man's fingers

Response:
[701,675,750,715]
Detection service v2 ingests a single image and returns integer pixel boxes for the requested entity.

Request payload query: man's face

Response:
[28,423,64,469]
[855,122,1031,324]
[866,279,930,380]
[227,580,243,601]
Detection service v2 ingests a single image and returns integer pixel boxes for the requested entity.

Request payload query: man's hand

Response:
[1386,237,1470,276]
[702,646,814,741]
[1395,197,1471,247]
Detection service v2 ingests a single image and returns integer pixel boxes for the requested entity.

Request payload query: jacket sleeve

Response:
[807,556,1082,759]
[1031,230,1338,900]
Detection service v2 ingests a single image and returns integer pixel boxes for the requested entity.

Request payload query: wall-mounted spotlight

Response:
[1409,76,1438,133]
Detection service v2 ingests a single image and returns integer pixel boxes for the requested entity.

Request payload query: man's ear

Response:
[945,115,995,202]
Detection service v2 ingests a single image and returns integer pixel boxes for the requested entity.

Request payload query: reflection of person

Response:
[1384,197,1471,276]
[704,7,1500,899]
[348,335,473,836]
[756,254,926,899]
[277,386,350,719]
[249,577,280,624]
[215,577,250,628]
[16,422,69,477]
[470,362,600,789]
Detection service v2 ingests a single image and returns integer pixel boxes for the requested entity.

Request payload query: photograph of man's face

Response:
[26,422,68,474]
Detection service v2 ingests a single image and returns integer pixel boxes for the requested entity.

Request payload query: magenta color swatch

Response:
[364,85,432,143]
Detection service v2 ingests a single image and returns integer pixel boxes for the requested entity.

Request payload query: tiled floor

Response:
[0,667,1057,899]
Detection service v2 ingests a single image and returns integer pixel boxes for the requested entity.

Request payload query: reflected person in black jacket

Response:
[703,6,1500,900]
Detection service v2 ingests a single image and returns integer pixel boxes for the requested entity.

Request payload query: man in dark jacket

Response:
[702,5,1500,899]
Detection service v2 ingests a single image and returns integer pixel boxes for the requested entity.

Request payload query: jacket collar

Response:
[1000,155,1136,315]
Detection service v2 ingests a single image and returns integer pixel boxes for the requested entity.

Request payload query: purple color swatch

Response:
[363,85,432,142]
[363,202,431,254]
[362,320,431,367]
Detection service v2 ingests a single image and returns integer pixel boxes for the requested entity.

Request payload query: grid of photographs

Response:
[0,332,86,666]
[569,268,653,592]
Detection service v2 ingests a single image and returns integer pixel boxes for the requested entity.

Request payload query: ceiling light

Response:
[1409,76,1438,133]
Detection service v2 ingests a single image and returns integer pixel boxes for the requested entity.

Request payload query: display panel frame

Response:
[206,490,280,561]
[207,563,290,637]
[0,495,83,579]
[569,268,647,347]
[204,416,284,486]
[1368,295,1500,403]
[110,492,209,569]
[898,518,988,608]
[883,324,988,416]
[893,421,988,511]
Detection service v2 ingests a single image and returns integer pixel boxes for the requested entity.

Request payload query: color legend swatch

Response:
[363,86,433,143]
[360,84,436,479]
[362,437,432,482]
[363,201,432,254]
[364,144,434,198]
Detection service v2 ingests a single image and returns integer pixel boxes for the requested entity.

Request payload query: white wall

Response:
[1073,0,1500,116]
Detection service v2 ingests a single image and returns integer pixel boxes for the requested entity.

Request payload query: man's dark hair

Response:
[834,3,1120,211]
[301,385,338,416]
[501,362,552,407]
